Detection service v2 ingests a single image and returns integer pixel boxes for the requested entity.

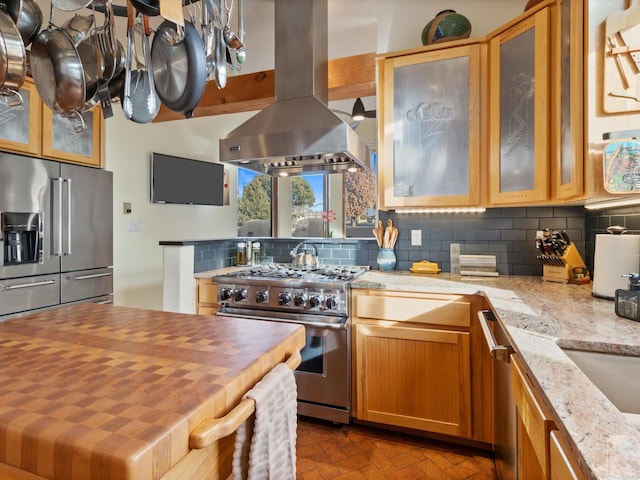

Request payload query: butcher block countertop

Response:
[0,303,304,480]
[352,272,640,480]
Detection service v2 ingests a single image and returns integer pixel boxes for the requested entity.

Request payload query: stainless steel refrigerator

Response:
[0,152,113,319]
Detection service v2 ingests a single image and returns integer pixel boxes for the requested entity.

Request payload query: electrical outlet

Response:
[411,229,422,246]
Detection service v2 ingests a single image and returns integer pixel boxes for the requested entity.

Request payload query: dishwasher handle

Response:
[477,309,514,363]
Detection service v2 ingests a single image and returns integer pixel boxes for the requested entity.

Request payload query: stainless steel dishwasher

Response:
[478,308,516,480]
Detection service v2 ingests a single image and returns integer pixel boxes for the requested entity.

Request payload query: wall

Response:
[194,207,586,277]
[101,0,535,310]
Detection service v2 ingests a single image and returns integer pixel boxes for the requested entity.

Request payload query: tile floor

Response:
[296,417,497,480]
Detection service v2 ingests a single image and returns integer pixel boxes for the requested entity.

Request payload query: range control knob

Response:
[278,291,292,305]
[256,290,269,303]
[309,294,322,308]
[234,289,247,301]
[325,295,339,310]
[293,293,307,307]
[220,288,233,301]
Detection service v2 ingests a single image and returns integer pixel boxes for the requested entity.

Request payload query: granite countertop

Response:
[353,271,640,480]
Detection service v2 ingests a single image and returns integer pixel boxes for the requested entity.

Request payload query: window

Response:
[291,174,327,237]
[344,153,377,237]
[237,168,272,237]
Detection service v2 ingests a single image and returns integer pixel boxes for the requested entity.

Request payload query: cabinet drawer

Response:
[355,292,470,327]
[512,354,556,476]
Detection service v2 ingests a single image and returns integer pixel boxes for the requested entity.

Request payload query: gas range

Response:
[214,264,368,317]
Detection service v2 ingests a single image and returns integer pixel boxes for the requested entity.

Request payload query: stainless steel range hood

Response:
[219,0,371,176]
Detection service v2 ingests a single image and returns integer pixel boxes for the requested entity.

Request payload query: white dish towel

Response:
[233,363,298,480]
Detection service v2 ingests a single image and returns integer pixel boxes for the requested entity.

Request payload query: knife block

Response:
[540,244,589,284]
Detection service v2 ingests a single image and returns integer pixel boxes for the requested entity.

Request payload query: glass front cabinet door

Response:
[488,7,550,205]
[377,44,481,209]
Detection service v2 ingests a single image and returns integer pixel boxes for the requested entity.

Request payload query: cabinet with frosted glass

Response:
[488,6,551,204]
[376,42,482,209]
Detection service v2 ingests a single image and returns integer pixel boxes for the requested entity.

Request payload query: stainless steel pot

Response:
[0,9,26,91]
[12,0,42,47]
[31,27,86,112]
[290,242,319,269]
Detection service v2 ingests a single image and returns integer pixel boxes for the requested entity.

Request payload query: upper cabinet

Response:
[552,0,584,200]
[42,106,103,168]
[377,43,482,209]
[0,78,42,156]
[0,77,104,168]
[376,0,584,209]
[488,7,551,205]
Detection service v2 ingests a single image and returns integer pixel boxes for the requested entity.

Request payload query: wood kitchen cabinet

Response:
[0,78,41,156]
[0,77,104,167]
[511,353,557,479]
[376,42,483,209]
[42,105,103,168]
[196,277,220,315]
[488,6,551,205]
[549,430,586,480]
[352,290,492,442]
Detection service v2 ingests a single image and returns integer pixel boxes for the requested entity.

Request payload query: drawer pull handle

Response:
[0,279,56,291]
[73,272,113,281]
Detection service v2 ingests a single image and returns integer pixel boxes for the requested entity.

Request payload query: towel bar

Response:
[189,350,301,449]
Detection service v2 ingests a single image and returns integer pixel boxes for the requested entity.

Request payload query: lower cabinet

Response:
[196,278,219,315]
[351,289,492,441]
[549,430,585,480]
[512,353,557,479]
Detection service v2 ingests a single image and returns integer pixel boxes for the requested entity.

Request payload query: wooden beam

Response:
[153,52,377,122]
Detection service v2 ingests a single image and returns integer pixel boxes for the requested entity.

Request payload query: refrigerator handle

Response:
[64,178,72,256]
[478,309,514,363]
[52,177,63,256]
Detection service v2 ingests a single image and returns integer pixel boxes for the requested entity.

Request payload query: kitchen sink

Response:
[562,349,640,416]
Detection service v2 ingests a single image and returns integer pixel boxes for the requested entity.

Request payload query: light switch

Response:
[128,220,142,232]
[411,229,422,246]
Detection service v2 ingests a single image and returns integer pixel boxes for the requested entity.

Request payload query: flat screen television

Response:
[151,153,224,206]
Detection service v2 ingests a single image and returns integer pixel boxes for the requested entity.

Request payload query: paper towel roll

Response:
[593,234,640,299]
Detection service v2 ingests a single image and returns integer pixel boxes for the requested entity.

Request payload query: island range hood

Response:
[219,0,371,177]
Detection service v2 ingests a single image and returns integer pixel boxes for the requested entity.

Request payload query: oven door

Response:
[218,307,351,424]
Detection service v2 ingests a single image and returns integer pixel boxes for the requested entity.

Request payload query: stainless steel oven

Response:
[214,264,367,424]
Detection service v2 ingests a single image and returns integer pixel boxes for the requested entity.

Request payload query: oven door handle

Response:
[218,311,347,330]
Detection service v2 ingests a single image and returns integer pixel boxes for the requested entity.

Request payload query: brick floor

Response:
[296,418,496,480]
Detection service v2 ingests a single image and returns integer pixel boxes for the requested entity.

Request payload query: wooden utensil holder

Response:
[539,244,589,284]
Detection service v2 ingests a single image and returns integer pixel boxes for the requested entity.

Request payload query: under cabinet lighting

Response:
[584,198,640,210]
[395,207,487,214]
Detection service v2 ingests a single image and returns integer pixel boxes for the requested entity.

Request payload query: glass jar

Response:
[237,242,247,265]
[251,242,261,265]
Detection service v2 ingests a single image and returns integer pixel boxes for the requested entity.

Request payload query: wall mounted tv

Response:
[151,153,224,206]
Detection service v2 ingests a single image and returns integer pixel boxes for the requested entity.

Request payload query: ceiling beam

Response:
[153,52,376,122]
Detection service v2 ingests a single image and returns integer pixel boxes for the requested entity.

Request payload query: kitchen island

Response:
[0,303,305,480]
[352,272,640,480]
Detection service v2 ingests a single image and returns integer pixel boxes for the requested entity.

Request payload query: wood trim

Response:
[154,52,377,122]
